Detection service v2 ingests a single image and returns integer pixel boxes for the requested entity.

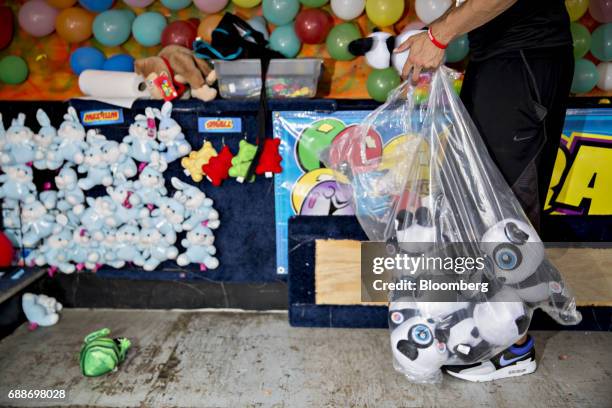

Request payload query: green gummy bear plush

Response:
[79,328,131,377]
[229,140,258,183]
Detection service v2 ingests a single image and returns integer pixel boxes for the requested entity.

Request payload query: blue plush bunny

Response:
[171,177,220,231]
[78,131,113,190]
[139,228,178,271]
[113,224,145,267]
[134,154,168,206]
[0,113,39,166]
[55,167,85,225]
[102,140,137,180]
[153,102,192,163]
[141,197,185,244]
[33,109,63,171]
[33,230,75,274]
[176,223,219,270]
[0,165,36,203]
[106,179,148,226]
[55,107,88,165]
[21,198,57,247]
[120,107,160,163]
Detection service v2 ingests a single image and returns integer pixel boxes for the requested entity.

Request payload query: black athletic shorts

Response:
[460,47,574,229]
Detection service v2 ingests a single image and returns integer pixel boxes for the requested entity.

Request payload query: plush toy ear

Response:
[36,109,50,127]
[134,114,147,121]
[151,108,162,120]
[17,113,26,126]
[348,37,374,57]
[145,107,155,119]
[161,101,172,118]
[67,107,78,122]
[170,177,185,190]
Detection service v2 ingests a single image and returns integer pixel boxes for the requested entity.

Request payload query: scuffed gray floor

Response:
[0,309,610,408]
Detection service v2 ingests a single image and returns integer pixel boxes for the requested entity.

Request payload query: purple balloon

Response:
[300,181,355,215]
[18,0,58,38]
[590,0,612,23]
[193,0,228,12]
[123,0,155,6]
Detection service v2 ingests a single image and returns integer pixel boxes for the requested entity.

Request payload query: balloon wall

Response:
[0,0,610,99]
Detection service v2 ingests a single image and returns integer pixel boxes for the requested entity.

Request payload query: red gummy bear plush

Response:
[255,138,282,178]
[0,231,15,268]
[202,145,234,186]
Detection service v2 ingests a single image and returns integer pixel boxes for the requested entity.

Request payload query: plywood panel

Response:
[315,240,612,306]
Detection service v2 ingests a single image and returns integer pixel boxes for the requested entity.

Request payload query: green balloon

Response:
[0,56,28,85]
[300,0,328,6]
[571,22,591,59]
[571,58,599,93]
[326,23,361,61]
[591,23,612,62]
[445,34,469,63]
[297,118,345,171]
[367,68,401,102]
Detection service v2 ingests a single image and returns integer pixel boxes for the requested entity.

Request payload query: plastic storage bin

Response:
[214,59,322,99]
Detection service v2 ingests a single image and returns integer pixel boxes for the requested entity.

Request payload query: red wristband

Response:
[427,27,448,50]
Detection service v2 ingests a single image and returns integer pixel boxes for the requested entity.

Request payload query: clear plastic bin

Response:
[214,58,322,99]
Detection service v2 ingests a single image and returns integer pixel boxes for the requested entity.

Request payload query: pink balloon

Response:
[123,0,155,7]
[402,19,426,31]
[590,0,612,23]
[193,0,228,12]
[18,0,58,37]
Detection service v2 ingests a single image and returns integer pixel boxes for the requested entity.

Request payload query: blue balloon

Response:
[78,0,114,12]
[269,23,301,58]
[445,34,469,63]
[103,54,134,72]
[70,47,106,75]
[263,0,300,26]
[132,12,167,47]
[160,0,192,10]
[93,10,132,47]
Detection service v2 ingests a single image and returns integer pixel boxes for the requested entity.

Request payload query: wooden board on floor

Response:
[314,239,612,306]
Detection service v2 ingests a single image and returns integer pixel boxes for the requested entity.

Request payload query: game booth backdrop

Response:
[0,0,611,330]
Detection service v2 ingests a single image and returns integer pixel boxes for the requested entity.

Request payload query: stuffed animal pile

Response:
[0,102,220,274]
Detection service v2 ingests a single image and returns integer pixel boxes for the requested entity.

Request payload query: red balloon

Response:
[579,11,599,32]
[161,21,198,49]
[295,8,334,44]
[0,7,14,51]
[186,18,200,30]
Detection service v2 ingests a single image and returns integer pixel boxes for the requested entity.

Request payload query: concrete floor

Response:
[0,309,610,408]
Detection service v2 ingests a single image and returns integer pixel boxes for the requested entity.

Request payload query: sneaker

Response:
[443,335,537,382]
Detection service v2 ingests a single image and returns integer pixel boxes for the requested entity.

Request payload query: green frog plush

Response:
[79,328,131,377]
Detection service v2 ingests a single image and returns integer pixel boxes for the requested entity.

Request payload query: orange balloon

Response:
[47,0,78,8]
[197,14,223,43]
[55,7,94,43]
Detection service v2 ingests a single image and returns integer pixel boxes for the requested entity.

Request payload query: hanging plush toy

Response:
[202,144,234,186]
[0,230,15,267]
[79,328,131,377]
[229,139,257,183]
[181,141,217,182]
[255,138,282,178]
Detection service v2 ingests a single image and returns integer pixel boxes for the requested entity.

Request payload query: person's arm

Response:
[395,0,518,81]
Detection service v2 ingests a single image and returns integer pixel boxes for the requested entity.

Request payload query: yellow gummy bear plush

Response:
[181,141,218,182]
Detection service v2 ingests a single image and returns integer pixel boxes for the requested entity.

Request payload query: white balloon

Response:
[597,62,612,91]
[365,31,393,69]
[391,29,426,75]
[331,0,366,21]
[415,0,452,24]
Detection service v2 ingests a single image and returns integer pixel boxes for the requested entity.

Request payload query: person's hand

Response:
[394,31,446,83]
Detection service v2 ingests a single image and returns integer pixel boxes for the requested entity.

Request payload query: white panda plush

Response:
[390,316,449,381]
[395,206,436,254]
[473,288,530,347]
[480,219,545,285]
[348,29,426,75]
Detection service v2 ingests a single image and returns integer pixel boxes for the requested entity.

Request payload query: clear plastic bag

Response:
[321,67,581,383]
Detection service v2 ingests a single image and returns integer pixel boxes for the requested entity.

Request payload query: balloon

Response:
[121,8,136,23]
[565,0,589,21]
[0,7,14,50]
[263,0,300,26]
[367,67,400,102]
[366,0,404,27]
[248,16,269,40]
[70,46,105,75]
[571,22,591,59]
[232,0,261,7]
[93,9,132,46]
[161,20,197,48]
[326,22,361,60]
[194,0,228,12]
[331,0,365,20]
[295,9,333,44]
[597,61,612,89]
[590,0,612,23]
[445,33,469,63]
[78,0,114,12]
[18,0,58,38]
[0,56,28,84]
[123,0,155,6]
[591,23,612,61]
[572,58,599,93]
[132,12,167,47]
[415,0,451,24]
[198,14,223,43]
[103,54,134,71]
[55,7,94,43]
[269,23,301,57]
[161,0,192,9]
[300,0,327,6]
[47,0,77,8]
[579,10,599,31]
